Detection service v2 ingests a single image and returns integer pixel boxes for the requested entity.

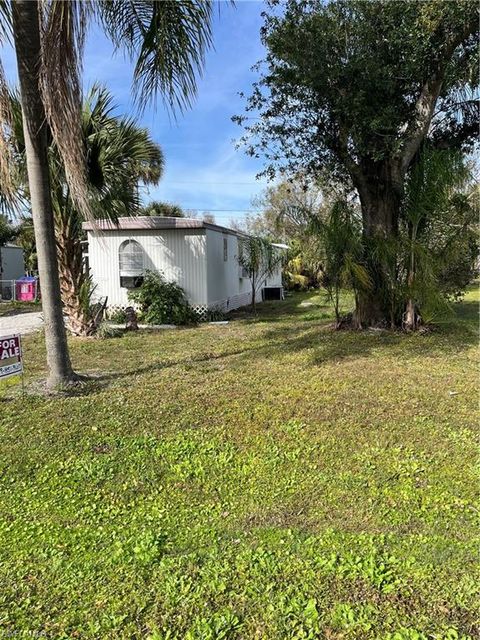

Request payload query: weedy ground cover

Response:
[0,289,478,638]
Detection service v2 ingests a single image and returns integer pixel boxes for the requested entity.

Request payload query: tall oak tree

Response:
[236,0,478,326]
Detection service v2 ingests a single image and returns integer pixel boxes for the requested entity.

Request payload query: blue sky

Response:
[1,1,269,226]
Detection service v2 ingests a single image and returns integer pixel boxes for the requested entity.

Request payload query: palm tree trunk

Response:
[404,229,418,331]
[56,223,95,337]
[12,0,76,388]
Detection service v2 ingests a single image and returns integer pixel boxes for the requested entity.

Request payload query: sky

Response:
[1,1,270,227]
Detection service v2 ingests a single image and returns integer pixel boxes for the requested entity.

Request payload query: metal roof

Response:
[82,217,289,249]
[82,216,246,237]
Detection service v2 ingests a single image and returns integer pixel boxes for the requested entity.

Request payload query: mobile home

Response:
[83,217,284,315]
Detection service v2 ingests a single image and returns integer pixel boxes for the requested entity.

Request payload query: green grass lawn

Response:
[0,289,478,639]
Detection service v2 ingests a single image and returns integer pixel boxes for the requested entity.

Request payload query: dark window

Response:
[223,237,228,261]
[120,275,144,289]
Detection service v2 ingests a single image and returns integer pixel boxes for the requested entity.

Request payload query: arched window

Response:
[119,239,145,289]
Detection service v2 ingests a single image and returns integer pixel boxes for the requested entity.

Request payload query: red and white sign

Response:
[0,334,23,380]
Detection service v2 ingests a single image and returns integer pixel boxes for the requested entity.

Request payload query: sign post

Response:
[0,334,24,388]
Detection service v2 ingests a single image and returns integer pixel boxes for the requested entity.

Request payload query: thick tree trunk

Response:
[353,161,403,328]
[12,0,76,387]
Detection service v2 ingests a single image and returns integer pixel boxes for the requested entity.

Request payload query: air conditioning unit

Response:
[238,266,249,279]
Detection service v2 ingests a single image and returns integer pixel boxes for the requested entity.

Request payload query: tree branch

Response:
[398,14,478,174]
[333,120,363,187]
[400,11,478,173]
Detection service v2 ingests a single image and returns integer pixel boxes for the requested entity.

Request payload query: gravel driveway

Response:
[0,312,44,337]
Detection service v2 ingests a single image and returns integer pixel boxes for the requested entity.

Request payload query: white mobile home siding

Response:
[87,228,207,307]
[205,228,283,311]
[205,228,254,310]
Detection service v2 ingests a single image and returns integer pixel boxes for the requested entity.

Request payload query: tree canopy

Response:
[235,0,479,327]
[236,0,478,182]
[0,214,15,247]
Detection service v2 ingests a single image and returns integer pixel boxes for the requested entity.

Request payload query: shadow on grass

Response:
[262,301,478,364]
[68,299,476,397]
[32,294,474,399]
[227,291,333,323]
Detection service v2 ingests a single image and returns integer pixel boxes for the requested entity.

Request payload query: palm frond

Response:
[98,0,215,113]
[343,255,372,291]
[0,59,14,209]
[38,0,93,219]
[48,84,163,228]
[77,85,164,221]
[0,70,24,215]
[237,235,283,282]
[83,82,118,130]
[0,0,12,45]
[403,146,470,227]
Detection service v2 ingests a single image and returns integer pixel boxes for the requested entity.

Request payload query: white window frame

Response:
[119,239,145,289]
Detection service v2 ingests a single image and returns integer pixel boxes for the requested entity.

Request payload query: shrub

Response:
[128,270,197,326]
[204,306,226,322]
[284,272,309,291]
[107,308,127,324]
[95,321,123,339]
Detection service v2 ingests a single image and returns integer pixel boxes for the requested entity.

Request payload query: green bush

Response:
[107,308,127,324]
[204,306,226,322]
[95,321,124,339]
[128,270,197,326]
[284,272,309,291]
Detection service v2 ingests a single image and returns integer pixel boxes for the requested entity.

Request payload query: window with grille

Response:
[119,240,145,289]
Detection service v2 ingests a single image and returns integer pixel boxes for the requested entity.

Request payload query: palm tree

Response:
[8,86,164,321]
[237,236,284,312]
[141,201,185,218]
[314,200,371,328]
[52,86,163,336]
[8,86,163,334]
[9,1,75,388]
[0,0,215,388]
[401,147,474,329]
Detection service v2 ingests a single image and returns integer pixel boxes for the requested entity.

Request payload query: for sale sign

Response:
[0,334,23,380]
